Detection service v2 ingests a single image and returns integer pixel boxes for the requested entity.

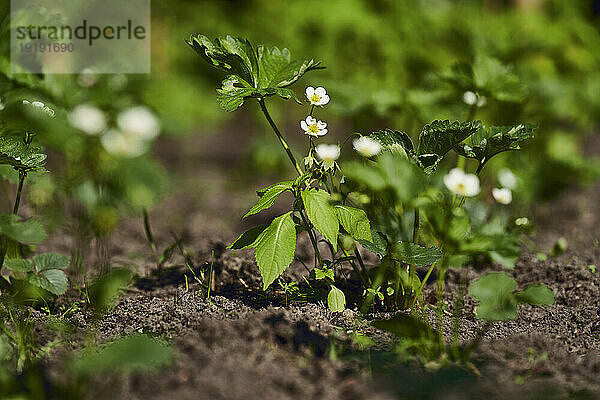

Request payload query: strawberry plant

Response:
[190,35,555,324]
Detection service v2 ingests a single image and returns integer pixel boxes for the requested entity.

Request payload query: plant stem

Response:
[12,171,25,215]
[299,209,322,267]
[436,255,449,349]
[409,261,436,308]
[354,247,371,285]
[258,98,303,176]
[143,208,159,265]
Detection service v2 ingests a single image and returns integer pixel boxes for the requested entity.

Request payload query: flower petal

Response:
[300,120,308,131]
[306,116,316,125]
[305,86,315,98]
[315,87,326,97]
[318,94,330,105]
[317,120,327,129]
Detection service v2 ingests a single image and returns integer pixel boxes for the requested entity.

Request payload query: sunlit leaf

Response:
[301,189,339,252]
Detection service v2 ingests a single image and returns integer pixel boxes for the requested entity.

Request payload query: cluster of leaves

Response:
[187,34,323,111]
[2,253,69,296]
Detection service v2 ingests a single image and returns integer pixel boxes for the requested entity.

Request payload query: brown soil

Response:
[30,132,600,400]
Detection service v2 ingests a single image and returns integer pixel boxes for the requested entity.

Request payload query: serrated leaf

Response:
[515,285,555,306]
[3,258,33,272]
[228,224,269,250]
[455,124,536,166]
[188,34,323,109]
[469,272,518,321]
[0,134,47,172]
[327,286,346,312]
[243,185,290,219]
[390,242,442,266]
[301,189,339,252]
[334,205,372,242]
[256,181,294,197]
[256,46,323,88]
[33,253,70,272]
[358,231,388,257]
[29,269,68,295]
[0,215,47,244]
[369,129,412,156]
[254,212,297,290]
[417,120,481,157]
[186,35,258,89]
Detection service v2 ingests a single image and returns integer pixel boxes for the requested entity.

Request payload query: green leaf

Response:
[256,181,294,197]
[254,212,297,290]
[469,272,518,321]
[29,269,68,295]
[327,286,346,312]
[243,184,290,219]
[188,34,323,110]
[455,124,537,166]
[390,242,443,266]
[359,231,388,257]
[372,314,435,340]
[417,120,481,157]
[33,253,70,272]
[3,258,34,272]
[186,35,258,89]
[0,134,47,173]
[256,46,323,88]
[301,189,339,252]
[228,224,269,250]
[515,285,555,306]
[369,129,412,156]
[72,335,173,375]
[0,215,48,244]
[334,205,372,242]
[341,161,387,192]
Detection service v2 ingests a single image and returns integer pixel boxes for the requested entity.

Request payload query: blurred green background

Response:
[1,0,599,232]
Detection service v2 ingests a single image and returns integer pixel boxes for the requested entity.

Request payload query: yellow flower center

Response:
[308,124,319,134]
[310,94,321,103]
[456,183,465,193]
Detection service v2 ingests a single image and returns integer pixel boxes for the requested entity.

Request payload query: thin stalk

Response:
[354,247,371,285]
[258,98,302,176]
[436,255,449,349]
[12,172,25,215]
[299,209,322,267]
[143,208,159,265]
[451,268,468,358]
[409,261,437,308]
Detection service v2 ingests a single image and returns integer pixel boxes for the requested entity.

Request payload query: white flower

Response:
[77,67,98,87]
[463,91,477,105]
[443,168,480,197]
[68,104,106,136]
[353,136,381,157]
[305,86,330,106]
[0,98,5,111]
[492,187,512,205]
[100,129,147,158]
[117,106,160,141]
[498,168,518,190]
[23,100,54,117]
[300,116,327,137]
[315,144,340,170]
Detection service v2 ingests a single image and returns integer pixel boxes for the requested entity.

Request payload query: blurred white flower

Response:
[0,98,5,111]
[463,91,486,108]
[117,106,160,141]
[498,168,518,190]
[477,96,487,107]
[100,129,146,158]
[353,136,381,157]
[77,67,98,87]
[515,217,529,226]
[68,104,106,136]
[443,168,480,197]
[315,143,340,170]
[492,187,513,205]
[462,91,477,105]
[305,86,330,106]
[23,100,55,118]
[300,116,327,137]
